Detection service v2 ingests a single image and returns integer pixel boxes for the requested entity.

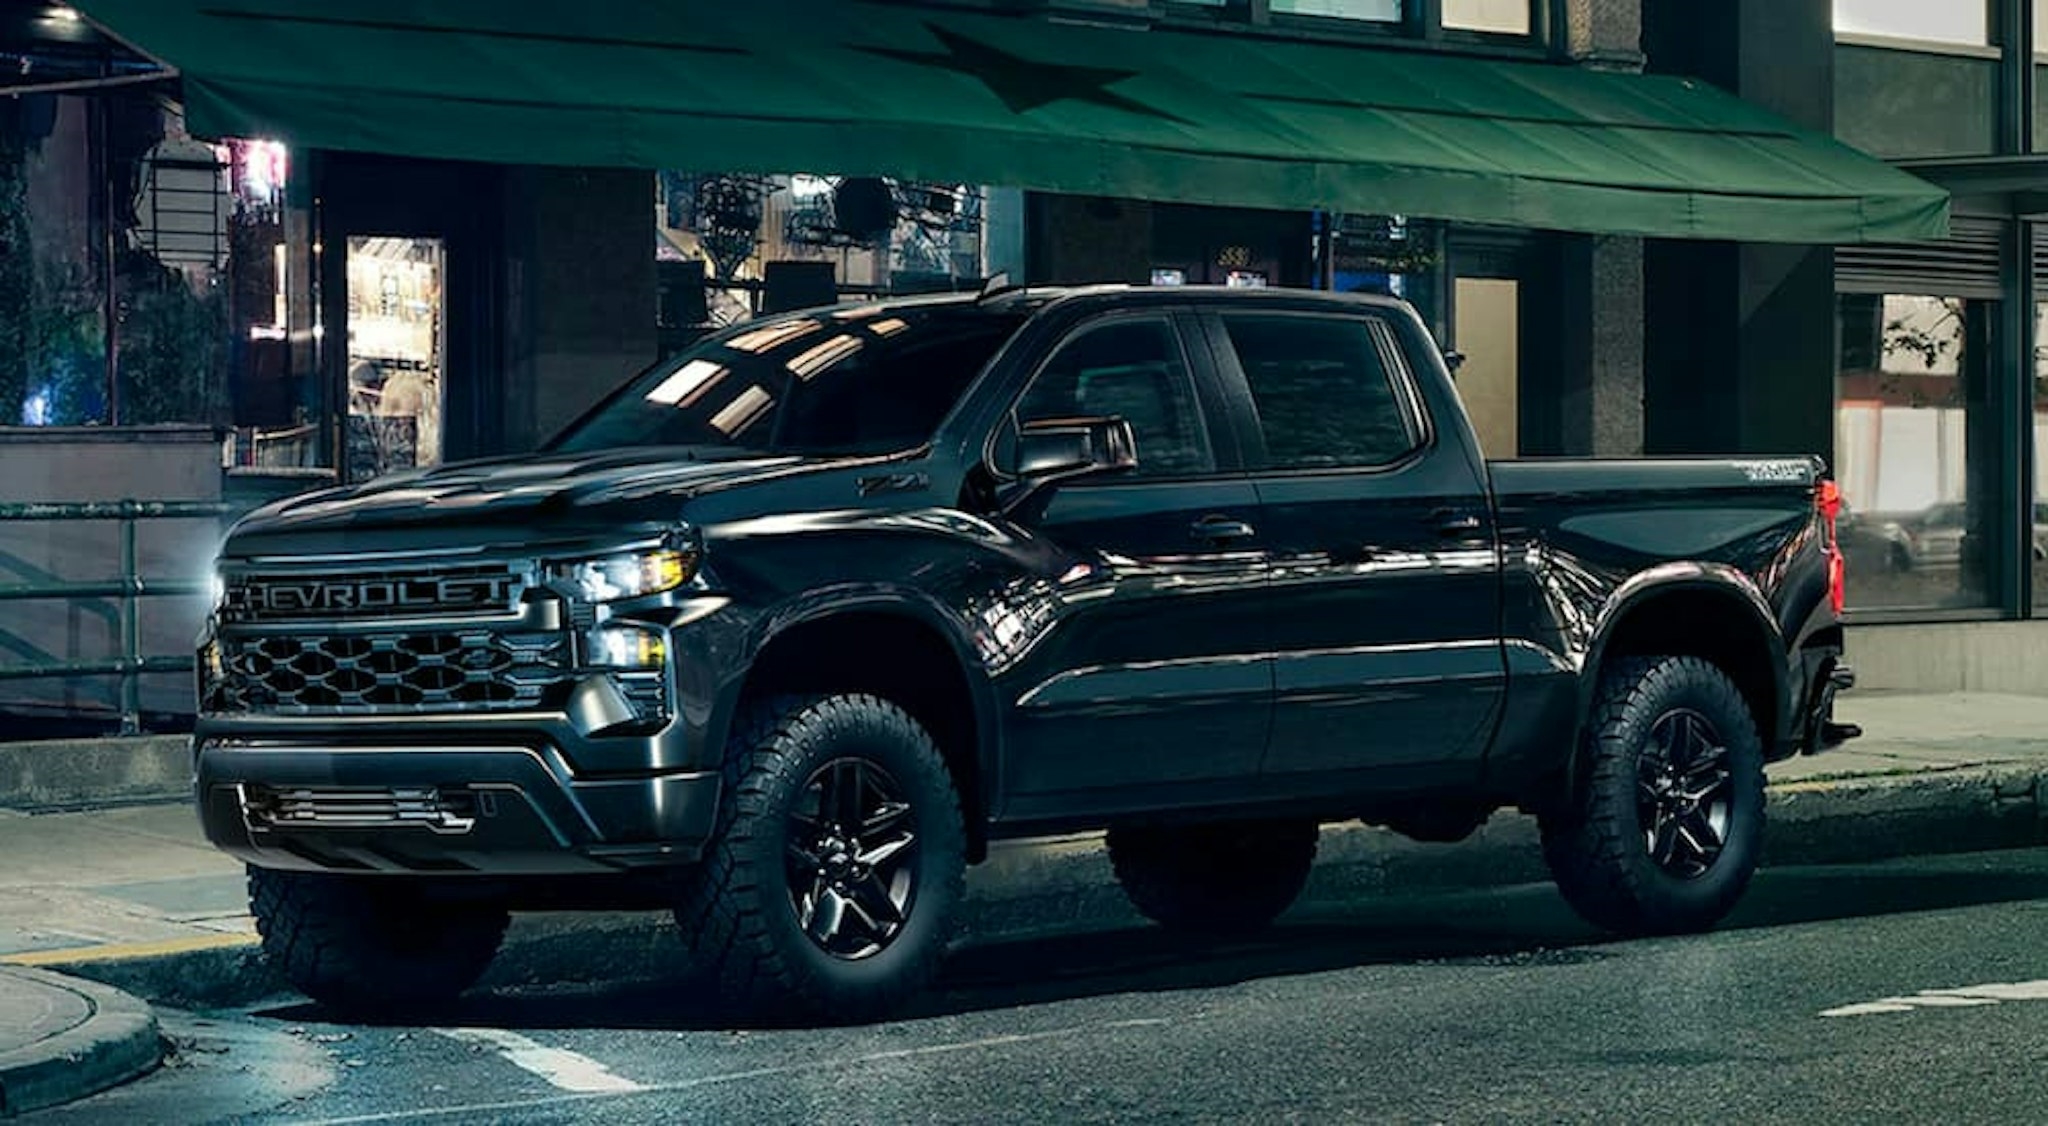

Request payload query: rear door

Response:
[994,310,1272,818]
[1197,304,1505,787]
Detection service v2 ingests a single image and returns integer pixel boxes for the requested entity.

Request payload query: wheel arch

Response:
[1579,568,1790,766]
[722,591,1000,861]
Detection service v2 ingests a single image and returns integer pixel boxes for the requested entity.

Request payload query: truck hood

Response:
[232,448,816,540]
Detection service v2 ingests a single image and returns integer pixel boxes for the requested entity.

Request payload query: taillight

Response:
[1818,480,1845,615]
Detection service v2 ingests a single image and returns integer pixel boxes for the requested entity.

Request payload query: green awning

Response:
[79,0,1948,243]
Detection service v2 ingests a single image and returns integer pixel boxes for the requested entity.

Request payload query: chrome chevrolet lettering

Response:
[232,575,515,615]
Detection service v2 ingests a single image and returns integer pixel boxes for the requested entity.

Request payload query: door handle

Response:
[1432,510,1483,537]
[1190,515,1257,543]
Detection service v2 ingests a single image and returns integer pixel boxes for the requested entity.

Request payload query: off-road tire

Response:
[1107,819,1319,935]
[675,694,966,1024]
[1539,656,1765,937]
[248,867,509,1016]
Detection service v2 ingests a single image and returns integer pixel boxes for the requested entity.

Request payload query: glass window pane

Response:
[1443,0,1531,35]
[1270,0,1402,24]
[346,237,446,480]
[1017,320,1214,477]
[3,93,110,426]
[2038,0,2048,54]
[2034,301,2048,613]
[1224,314,1417,470]
[1835,293,1993,611]
[1833,0,1989,47]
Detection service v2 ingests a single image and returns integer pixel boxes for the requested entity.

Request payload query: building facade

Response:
[0,0,2033,720]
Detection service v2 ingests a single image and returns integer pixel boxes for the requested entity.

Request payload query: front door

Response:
[995,312,1272,819]
[1196,305,1504,788]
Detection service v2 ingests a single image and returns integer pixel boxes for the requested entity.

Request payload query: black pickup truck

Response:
[196,285,1852,1022]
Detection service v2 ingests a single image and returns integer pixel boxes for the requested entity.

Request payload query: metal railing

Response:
[0,499,232,735]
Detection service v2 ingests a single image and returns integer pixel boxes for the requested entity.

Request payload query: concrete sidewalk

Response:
[1,691,2045,1111]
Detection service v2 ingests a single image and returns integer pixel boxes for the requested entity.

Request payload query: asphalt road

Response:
[36,847,2048,1125]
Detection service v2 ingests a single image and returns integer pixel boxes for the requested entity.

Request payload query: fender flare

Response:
[1571,564,1792,777]
[711,585,1004,820]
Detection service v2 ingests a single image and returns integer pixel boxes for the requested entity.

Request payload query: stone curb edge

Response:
[0,965,162,1118]
[33,763,2048,1015]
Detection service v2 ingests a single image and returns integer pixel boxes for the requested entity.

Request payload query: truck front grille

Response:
[209,630,572,714]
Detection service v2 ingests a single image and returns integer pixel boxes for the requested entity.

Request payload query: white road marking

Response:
[1820,979,2048,1018]
[305,1016,1173,1125]
[434,1027,645,1092]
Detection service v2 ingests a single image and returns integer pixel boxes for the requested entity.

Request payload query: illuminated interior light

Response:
[644,359,728,406]
[709,385,775,436]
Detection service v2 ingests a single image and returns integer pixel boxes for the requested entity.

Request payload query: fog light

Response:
[588,625,666,669]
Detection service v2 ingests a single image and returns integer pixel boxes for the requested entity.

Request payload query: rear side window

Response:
[1220,314,1421,471]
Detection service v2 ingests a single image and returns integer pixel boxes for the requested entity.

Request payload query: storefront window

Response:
[1270,0,1402,24]
[3,90,320,466]
[2033,301,2048,613]
[1835,293,1995,611]
[1833,0,1989,47]
[1443,0,1531,36]
[345,237,445,480]
[654,173,987,340]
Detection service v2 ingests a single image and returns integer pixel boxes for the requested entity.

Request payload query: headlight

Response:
[552,547,698,603]
[209,570,227,615]
[587,623,667,669]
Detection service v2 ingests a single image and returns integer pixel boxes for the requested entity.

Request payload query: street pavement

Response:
[2,689,2047,1116]
[29,847,2048,1124]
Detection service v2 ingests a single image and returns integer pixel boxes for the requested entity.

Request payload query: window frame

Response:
[1197,307,1435,476]
[989,309,1242,485]
[1153,0,1549,52]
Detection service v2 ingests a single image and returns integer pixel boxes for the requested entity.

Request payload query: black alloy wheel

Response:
[675,694,965,1023]
[784,757,919,961]
[1635,708,1734,880]
[1539,655,1765,937]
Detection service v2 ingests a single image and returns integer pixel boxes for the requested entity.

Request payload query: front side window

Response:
[1013,319,1215,478]
[550,304,1026,457]
[1221,314,1420,470]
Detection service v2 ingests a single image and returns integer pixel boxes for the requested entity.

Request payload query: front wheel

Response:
[1108,819,1319,935]
[1539,656,1765,936]
[675,694,966,1024]
[248,868,509,1017]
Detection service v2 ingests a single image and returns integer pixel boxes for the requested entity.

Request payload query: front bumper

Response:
[195,739,721,875]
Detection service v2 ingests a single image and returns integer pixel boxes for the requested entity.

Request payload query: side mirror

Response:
[999,415,1137,514]
[1016,415,1137,480]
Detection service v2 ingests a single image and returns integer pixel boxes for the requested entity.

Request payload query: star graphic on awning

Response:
[861,24,1187,124]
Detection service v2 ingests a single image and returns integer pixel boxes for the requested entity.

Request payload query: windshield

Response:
[548,302,1028,457]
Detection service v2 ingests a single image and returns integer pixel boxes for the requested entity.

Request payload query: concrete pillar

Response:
[1561,0,1646,70]
[1641,0,1837,460]
[500,167,658,451]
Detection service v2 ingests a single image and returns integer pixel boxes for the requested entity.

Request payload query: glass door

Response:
[1452,276,1521,458]
[344,236,446,481]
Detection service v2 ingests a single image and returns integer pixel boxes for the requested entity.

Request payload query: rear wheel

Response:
[675,694,966,1024]
[1539,656,1765,936]
[248,867,508,1017]
[1108,819,1319,935]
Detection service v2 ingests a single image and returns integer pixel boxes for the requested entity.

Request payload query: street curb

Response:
[0,965,161,1118]
[0,737,190,812]
[34,762,2048,1014]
